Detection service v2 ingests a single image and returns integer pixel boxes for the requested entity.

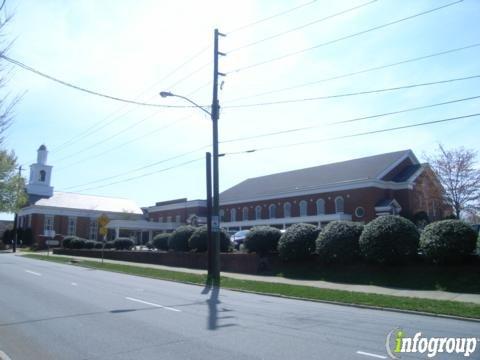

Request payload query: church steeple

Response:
[26,144,54,199]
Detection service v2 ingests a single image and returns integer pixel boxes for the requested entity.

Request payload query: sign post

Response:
[98,214,109,265]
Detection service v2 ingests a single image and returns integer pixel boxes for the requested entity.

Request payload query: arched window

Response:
[219,209,225,222]
[283,202,291,218]
[335,196,344,213]
[299,200,308,217]
[255,206,262,220]
[316,199,325,215]
[268,204,276,219]
[39,170,46,182]
[242,207,249,221]
[230,208,237,222]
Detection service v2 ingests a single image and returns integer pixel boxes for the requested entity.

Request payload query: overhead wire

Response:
[226,0,319,35]
[224,43,480,103]
[70,157,205,193]
[223,113,480,156]
[222,74,480,108]
[227,0,463,74]
[227,0,378,54]
[220,95,480,143]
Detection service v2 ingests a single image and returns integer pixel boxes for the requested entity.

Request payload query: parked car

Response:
[232,230,249,250]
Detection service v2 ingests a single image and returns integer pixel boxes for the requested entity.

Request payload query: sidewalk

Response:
[26,251,480,305]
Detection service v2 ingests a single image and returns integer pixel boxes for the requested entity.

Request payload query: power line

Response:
[221,95,480,143]
[56,114,195,171]
[63,144,210,191]
[222,74,480,108]
[226,0,319,35]
[227,0,377,54]
[54,109,161,164]
[70,157,204,193]
[225,43,480,103]
[0,55,197,109]
[52,79,211,167]
[223,113,480,156]
[227,0,463,74]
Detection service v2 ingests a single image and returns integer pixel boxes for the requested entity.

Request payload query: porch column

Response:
[115,226,120,239]
[148,230,153,242]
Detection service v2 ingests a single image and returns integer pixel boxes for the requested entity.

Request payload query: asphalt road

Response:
[0,253,478,360]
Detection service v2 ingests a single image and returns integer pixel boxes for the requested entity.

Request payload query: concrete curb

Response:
[23,254,480,323]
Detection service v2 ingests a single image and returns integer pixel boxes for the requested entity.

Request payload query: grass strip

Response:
[23,254,480,319]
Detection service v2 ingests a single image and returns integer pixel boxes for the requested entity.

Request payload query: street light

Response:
[159,90,220,284]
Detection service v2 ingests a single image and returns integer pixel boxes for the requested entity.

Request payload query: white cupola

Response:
[26,144,54,198]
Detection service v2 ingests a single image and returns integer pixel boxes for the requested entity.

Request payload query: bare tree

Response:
[425,145,480,219]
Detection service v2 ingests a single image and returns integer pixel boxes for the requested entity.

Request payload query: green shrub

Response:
[168,225,196,251]
[62,236,77,249]
[94,241,104,249]
[152,233,170,251]
[104,241,114,249]
[145,241,154,250]
[70,237,86,249]
[278,223,319,261]
[244,226,282,256]
[316,221,363,264]
[85,240,96,249]
[188,225,231,252]
[419,220,477,264]
[359,215,419,264]
[113,238,134,250]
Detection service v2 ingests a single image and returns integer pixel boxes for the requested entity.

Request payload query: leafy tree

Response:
[0,150,27,212]
[425,145,480,219]
[0,14,25,213]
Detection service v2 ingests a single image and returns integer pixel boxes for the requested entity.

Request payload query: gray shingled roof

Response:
[33,192,143,214]
[220,150,413,203]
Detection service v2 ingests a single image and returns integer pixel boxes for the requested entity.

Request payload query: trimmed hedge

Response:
[244,226,282,256]
[152,233,170,251]
[278,223,319,261]
[62,236,77,249]
[316,221,363,264]
[85,240,96,249]
[359,215,419,264]
[113,238,134,250]
[188,225,231,252]
[168,225,196,252]
[104,241,115,249]
[70,237,87,249]
[419,220,477,264]
[94,241,104,249]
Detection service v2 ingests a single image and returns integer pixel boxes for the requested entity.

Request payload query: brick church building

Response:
[17,146,449,245]
[17,145,147,246]
[148,150,450,232]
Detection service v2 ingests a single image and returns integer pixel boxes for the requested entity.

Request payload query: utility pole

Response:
[206,152,212,278]
[12,165,23,253]
[211,28,226,284]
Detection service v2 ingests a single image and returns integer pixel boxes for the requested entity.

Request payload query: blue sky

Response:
[1,0,479,219]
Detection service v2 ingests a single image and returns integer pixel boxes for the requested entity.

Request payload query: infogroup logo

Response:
[385,328,478,359]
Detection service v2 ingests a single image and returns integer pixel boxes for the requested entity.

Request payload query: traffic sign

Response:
[46,239,60,246]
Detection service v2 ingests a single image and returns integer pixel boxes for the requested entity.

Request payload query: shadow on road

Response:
[202,281,237,331]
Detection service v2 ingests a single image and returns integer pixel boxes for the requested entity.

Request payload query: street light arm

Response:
[160,91,211,117]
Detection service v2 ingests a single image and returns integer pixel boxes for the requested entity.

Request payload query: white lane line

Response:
[356,351,387,359]
[125,297,181,312]
[25,270,42,276]
[71,282,78,286]
[0,350,13,360]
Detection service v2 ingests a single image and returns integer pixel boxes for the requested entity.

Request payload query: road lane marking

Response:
[125,297,181,312]
[356,351,387,359]
[25,270,42,276]
[0,350,13,360]
[71,282,78,286]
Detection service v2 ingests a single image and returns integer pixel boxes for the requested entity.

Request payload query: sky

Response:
[0,0,479,220]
